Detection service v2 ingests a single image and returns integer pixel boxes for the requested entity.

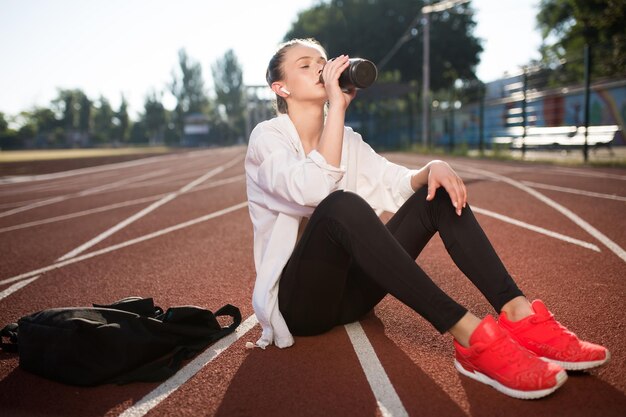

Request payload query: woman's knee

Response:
[410,185,451,206]
[317,190,371,217]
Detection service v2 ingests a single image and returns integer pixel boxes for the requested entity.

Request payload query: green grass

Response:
[403,144,626,168]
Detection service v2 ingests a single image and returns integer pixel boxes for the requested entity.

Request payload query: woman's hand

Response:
[426,160,467,216]
[322,55,357,111]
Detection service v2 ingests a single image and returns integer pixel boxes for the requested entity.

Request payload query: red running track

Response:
[0,146,624,417]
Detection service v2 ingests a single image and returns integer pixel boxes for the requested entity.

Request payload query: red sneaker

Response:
[499,300,610,371]
[454,315,567,400]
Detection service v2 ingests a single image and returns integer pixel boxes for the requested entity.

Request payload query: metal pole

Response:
[478,87,484,154]
[450,89,455,152]
[583,44,591,163]
[521,69,528,159]
[421,13,430,147]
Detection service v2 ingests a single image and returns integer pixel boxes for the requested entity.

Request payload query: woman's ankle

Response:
[449,312,482,348]
[501,296,534,322]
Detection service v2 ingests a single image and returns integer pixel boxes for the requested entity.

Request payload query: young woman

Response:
[244,38,609,400]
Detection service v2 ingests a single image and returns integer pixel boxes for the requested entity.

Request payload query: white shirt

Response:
[245,114,419,348]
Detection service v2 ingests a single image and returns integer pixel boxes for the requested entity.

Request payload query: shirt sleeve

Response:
[353,132,418,212]
[246,128,346,214]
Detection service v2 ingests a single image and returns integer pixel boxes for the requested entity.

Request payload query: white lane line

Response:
[458,164,626,263]
[0,169,169,218]
[0,201,248,286]
[345,322,408,417]
[471,206,601,252]
[0,196,67,217]
[521,181,626,202]
[0,196,162,234]
[78,169,171,196]
[0,148,231,185]
[0,276,40,301]
[0,170,123,197]
[0,196,64,210]
[56,154,243,261]
[0,175,245,234]
[548,167,626,181]
[118,314,258,417]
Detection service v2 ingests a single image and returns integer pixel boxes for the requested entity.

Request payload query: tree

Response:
[0,112,19,149]
[212,49,246,143]
[93,96,114,144]
[115,95,130,144]
[23,107,61,147]
[78,94,92,145]
[142,90,167,146]
[51,89,91,146]
[537,0,626,80]
[0,112,8,132]
[285,0,483,91]
[17,123,37,147]
[169,48,210,138]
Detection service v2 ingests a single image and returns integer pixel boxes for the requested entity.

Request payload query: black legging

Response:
[278,186,524,336]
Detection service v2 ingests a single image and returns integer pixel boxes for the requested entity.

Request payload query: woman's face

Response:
[281,44,328,102]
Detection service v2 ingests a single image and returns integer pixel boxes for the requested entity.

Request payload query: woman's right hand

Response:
[321,55,357,111]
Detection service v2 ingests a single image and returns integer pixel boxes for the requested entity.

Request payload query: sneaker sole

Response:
[540,350,611,371]
[454,359,568,400]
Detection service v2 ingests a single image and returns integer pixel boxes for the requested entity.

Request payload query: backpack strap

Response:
[210,304,242,342]
[112,305,242,385]
[93,297,163,317]
[1,323,19,353]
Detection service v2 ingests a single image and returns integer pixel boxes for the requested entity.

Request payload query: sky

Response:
[0,0,543,119]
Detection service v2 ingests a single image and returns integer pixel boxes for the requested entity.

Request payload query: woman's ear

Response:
[271,82,290,97]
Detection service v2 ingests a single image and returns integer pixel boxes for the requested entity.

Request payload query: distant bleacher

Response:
[493,125,620,152]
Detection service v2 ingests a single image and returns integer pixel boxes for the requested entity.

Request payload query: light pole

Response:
[421,12,430,147]
[420,0,469,147]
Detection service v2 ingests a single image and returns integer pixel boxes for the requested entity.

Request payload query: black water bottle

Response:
[320,58,378,90]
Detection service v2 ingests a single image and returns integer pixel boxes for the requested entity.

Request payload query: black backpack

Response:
[0,297,241,386]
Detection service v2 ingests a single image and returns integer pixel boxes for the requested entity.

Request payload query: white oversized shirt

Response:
[245,114,419,348]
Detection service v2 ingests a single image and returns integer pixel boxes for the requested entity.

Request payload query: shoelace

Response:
[529,314,577,343]
[490,335,555,386]
[488,333,538,369]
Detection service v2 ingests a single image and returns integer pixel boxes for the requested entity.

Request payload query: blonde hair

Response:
[265,38,326,114]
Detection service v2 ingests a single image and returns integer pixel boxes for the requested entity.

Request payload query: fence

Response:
[348,44,626,159]
[244,47,626,159]
[430,72,626,160]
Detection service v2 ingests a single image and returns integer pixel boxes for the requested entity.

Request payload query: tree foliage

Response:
[537,0,626,79]
[93,96,114,144]
[115,95,130,143]
[284,0,483,91]
[171,48,209,114]
[212,49,246,141]
[142,90,168,145]
[0,113,8,132]
[169,48,210,139]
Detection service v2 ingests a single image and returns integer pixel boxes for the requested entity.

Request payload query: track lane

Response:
[0,148,624,417]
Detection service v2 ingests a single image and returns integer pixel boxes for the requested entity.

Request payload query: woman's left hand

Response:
[426,160,467,216]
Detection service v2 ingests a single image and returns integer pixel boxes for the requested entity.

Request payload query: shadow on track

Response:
[459,370,626,417]
[216,312,466,417]
[0,353,159,417]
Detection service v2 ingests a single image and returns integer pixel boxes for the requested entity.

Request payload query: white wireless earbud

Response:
[280,87,291,95]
